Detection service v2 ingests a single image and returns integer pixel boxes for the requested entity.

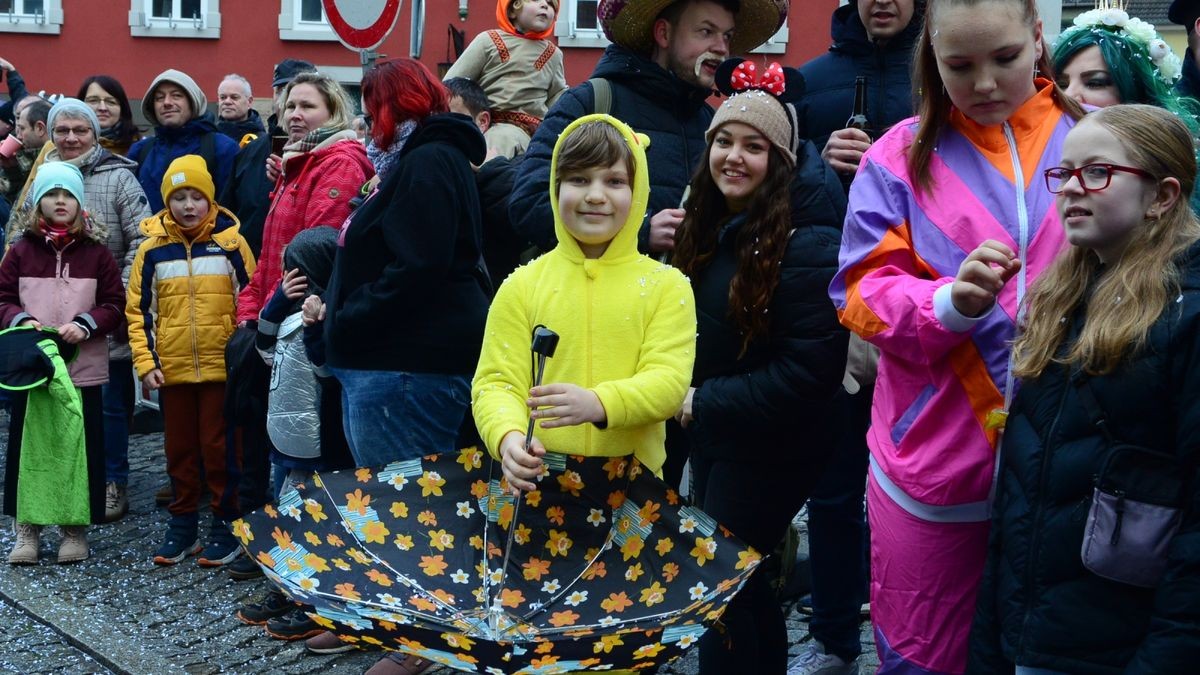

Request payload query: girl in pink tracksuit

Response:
[829,0,1086,671]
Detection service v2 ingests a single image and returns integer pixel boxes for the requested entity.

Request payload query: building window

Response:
[129,0,221,39]
[555,0,607,49]
[0,0,64,35]
[278,0,336,41]
[553,0,788,52]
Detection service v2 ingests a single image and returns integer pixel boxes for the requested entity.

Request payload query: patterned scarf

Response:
[40,217,76,250]
[366,120,417,181]
[283,125,342,155]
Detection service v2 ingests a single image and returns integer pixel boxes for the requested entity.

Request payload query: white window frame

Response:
[553,0,788,53]
[278,0,337,42]
[129,0,221,39]
[0,0,64,35]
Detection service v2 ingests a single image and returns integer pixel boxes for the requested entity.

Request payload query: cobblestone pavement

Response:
[0,411,878,673]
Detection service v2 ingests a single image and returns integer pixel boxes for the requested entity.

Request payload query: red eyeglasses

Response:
[1044,163,1153,194]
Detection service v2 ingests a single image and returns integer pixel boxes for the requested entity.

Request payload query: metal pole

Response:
[360,48,378,79]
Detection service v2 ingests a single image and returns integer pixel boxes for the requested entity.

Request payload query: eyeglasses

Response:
[53,126,94,138]
[83,96,119,108]
[1044,163,1153,194]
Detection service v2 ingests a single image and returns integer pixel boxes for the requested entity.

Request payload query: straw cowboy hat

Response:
[598,0,789,56]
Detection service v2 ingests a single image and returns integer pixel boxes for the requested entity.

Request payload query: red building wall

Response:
[3,0,840,104]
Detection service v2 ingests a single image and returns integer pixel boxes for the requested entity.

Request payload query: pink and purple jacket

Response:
[829,84,1078,520]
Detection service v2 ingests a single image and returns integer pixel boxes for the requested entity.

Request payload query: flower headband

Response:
[1059,1,1183,85]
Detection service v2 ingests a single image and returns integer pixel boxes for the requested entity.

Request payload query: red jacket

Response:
[0,219,126,387]
[237,134,372,323]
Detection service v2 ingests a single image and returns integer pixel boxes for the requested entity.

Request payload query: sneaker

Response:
[153,515,201,566]
[56,526,88,564]
[155,482,172,507]
[265,607,323,641]
[104,482,129,522]
[227,554,265,581]
[787,641,860,675]
[197,519,241,567]
[305,630,356,655]
[236,589,294,626]
[8,523,40,565]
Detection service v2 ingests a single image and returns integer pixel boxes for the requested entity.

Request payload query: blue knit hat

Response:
[47,97,101,139]
[32,162,85,205]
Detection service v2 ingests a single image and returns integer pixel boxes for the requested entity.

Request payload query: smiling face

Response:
[51,114,97,160]
[1057,44,1121,108]
[83,82,120,130]
[39,188,80,228]
[708,122,771,212]
[557,160,633,259]
[284,83,332,143]
[217,78,252,121]
[655,0,735,90]
[512,0,556,34]
[153,82,193,128]
[1055,118,1158,263]
[931,0,1041,127]
[858,0,916,43]
[168,187,212,230]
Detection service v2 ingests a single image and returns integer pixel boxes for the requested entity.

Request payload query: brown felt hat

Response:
[597,0,789,56]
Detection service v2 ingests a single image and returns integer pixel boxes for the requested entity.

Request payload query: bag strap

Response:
[588,78,612,116]
[1071,371,1117,445]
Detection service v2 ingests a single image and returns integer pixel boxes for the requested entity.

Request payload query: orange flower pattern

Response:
[237,449,758,673]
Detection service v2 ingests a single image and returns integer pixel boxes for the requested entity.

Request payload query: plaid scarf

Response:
[366,120,417,181]
[283,126,342,155]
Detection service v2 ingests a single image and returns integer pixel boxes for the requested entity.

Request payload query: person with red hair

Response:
[303,56,490,672]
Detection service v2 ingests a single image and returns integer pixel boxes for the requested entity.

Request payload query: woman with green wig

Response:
[1054,3,1200,141]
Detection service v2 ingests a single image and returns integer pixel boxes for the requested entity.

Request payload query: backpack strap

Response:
[132,137,155,168]
[588,78,611,116]
[198,132,218,183]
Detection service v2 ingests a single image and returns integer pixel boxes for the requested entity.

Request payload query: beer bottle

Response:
[846,76,870,134]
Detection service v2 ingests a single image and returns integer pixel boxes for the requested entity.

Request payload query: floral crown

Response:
[1060,0,1183,85]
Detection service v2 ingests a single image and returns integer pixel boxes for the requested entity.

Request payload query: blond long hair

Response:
[284,72,356,133]
[1012,105,1200,378]
[908,0,1086,192]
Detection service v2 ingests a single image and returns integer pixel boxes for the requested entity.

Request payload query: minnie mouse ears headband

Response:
[707,58,804,167]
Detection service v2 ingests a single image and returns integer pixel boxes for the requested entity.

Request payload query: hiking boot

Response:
[305,630,356,655]
[787,640,860,675]
[56,526,88,564]
[265,607,323,641]
[153,514,201,565]
[104,482,128,522]
[227,553,264,581]
[155,482,172,507]
[8,523,40,565]
[235,589,294,626]
[197,518,241,567]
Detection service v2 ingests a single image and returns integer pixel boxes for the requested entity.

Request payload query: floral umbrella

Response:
[233,447,762,673]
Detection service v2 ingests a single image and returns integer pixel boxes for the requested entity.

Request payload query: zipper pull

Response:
[1110,492,1125,545]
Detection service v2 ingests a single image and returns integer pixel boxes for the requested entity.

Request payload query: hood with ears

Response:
[549,114,650,263]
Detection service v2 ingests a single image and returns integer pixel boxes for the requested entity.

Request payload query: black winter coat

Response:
[324,114,489,376]
[686,140,849,464]
[508,44,714,253]
[216,109,267,144]
[968,244,1200,673]
[218,133,272,258]
[795,3,919,186]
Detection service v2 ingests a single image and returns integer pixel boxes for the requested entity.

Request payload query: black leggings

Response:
[691,453,824,674]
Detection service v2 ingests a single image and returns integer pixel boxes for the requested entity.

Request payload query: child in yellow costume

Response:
[472,114,695,487]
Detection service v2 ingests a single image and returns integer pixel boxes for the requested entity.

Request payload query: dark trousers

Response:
[693,453,824,675]
[806,389,871,660]
[236,414,273,514]
[161,383,240,519]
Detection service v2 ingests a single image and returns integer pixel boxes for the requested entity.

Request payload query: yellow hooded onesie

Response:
[471,114,696,474]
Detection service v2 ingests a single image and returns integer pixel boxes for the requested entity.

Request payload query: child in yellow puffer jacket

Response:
[126,154,255,567]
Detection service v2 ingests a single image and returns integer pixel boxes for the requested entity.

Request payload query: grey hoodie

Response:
[141,69,207,125]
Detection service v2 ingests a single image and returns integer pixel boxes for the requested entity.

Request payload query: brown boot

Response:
[57,526,88,564]
[155,482,173,507]
[8,522,40,565]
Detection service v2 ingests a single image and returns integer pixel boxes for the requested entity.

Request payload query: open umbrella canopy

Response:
[233,447,762,673]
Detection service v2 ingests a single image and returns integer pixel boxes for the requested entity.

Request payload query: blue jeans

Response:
[806,388,871,661]
[103,358,134,485]
[330,368,470,467]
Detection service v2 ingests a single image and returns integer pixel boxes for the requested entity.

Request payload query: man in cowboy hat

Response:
[1170,0,1200,98]
[509,0,788,259]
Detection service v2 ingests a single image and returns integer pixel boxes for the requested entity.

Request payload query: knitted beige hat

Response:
[706,89,796,167]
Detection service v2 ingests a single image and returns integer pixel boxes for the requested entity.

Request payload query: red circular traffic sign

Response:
[323,0,402,51]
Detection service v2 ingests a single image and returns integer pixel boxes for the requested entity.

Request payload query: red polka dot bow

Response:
[730,61,785,96]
